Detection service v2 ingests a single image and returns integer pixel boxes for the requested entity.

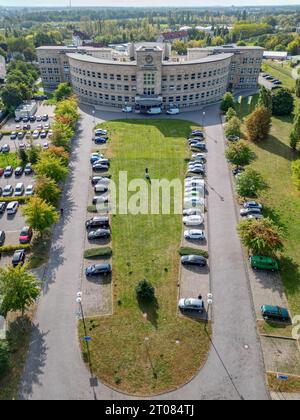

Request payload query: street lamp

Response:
[76,292,93,375]
[206,293,213,326]
[202,111,206,128]
[92,109,95,127]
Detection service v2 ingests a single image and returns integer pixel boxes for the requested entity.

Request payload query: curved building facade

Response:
[37,43,263,111]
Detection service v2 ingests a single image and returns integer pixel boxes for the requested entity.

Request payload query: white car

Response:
[95,129,107,136]
[7,201,19,215]
[43,143,49,150]
[184,230,205,240]
[25,185,34,196]
[184,198,204,208]
[15,183,24,196]
[2,185,13,197]
[183,215,204,226]
[122,106,133,113]
[166,108,179,115]
[183,208,203,216]
[185,185,204,192]
[192,153,206,160]
[147,107,162,115]
[32,130,39,139]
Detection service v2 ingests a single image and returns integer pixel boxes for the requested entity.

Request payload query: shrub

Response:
[0,196,29,204]
[84,247,112,259]
[0,340,10,376]
[135,279,155,303]
[0,244,31,254]
[179,247,209,259]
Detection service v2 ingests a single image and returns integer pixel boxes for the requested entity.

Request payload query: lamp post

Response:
[206,293,213,327]
[76,292,93,375]
[202,111,206,128]
[92,109,95,127]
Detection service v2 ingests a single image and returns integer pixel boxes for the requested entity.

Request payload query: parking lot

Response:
[0,103,55,153]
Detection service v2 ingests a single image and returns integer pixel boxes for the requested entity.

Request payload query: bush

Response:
[84,247,112,259]
[0,244,31,254]
[271,88,294,116]
[179,247,209,259]
[0,340,10,376]
[135,279,155,303]
[0,196,29,204]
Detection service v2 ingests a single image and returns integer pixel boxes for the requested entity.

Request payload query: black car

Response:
[0,202,6,213]
[0,230,5,246]
[86,216,110,229]
[233,166,245,176]
[22,117,30,123]
[24,163,33,175]
[42,114,49,121]
[15,116,22,123]
[85,263,112,277]
[181,255,207,267]
[12,249,26,267]
[91,176,110,185]
[88,229,111,240]
[93,163,109,172]
[29,115,36,122]
[15,166,24,177]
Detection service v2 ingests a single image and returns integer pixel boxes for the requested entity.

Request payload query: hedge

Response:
[84,247,112,259]
[0,244,31,254]
[0,196,29,204]
[179,247,209,259]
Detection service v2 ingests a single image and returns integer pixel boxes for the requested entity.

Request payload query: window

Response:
[144,73,155,85]
[97,72,101,78]
[131,75,136,81]
[103,73,108,79]
[123,75,129,81]
[191,73,196,80]
[110,74,114,80]
[117,75,121,80]
[184,74,189,80]
[177,75,182,81]
[92,72,95,78]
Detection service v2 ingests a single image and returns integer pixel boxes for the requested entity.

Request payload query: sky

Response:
[1,0,300,8]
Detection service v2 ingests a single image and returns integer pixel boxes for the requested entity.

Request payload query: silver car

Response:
[184,230,205,240]
[178,298,204,313]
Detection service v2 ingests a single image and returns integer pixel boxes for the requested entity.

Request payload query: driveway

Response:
[19,104,268,400]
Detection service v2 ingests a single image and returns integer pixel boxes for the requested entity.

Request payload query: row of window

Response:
[240,68,260,75]
[71,66,136,82]
[161,67,228,82]
[242,57,262,65]
[162,76,227,92]
[39,57,58,65]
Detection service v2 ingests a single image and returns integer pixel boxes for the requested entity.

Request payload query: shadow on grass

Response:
[256,135,300,162]
[263,206,287,232]
[280,255,300,299]
[138,297,159,330]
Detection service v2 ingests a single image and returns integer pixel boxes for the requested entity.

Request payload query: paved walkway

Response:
[19,104,269,400]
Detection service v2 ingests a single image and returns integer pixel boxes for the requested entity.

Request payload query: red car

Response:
[19,227,33,244]
[0,168,4,177]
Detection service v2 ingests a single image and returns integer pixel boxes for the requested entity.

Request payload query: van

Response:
[15,183,25,196]
[261,305,289,322]
[147,107,162,115]
[7,201,19,215]
[250,256,279,272]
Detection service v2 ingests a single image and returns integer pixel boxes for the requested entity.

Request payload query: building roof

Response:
[66,53,136,66]
[164,53,233,66]
[263,51,288,58]
[161,31,188,41]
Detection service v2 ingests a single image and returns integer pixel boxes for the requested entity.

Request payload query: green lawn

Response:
[79,120,211,396]
[0,153,21,169]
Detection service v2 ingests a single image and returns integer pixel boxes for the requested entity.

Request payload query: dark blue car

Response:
[85,263,112,277]
[94,137,108,144]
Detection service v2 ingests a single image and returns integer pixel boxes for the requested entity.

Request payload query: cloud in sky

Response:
[2,0,300,7]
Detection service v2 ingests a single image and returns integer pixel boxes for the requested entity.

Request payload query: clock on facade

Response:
[145,55,154,64]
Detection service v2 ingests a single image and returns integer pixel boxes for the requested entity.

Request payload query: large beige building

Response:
[36,43,263,111]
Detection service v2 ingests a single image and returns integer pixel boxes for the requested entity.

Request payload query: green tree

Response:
[225,107,237,122]
[0,264,40,317]
[236,168,267,198]
[221,92,235,113]
[22,197,59,236]
[296,79,300,98]
[257,86,272,111]
[51,121,74,150]
[225,141,256,167]
[35,176,61,206]
[34,154,68,183]
[1,83,23,111]
[289,113,300,150]
[54,83,72,102]
[291,160,300,190]
[135,279,155,303]
[237,218,284,257]
[272,88,294,116]
[26,142,41,164]
[225,116,242,138]
[0,341,10,376]
[245,106,272,142]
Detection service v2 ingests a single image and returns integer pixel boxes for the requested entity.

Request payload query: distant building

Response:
[0,315,6,340]
[72,31,93,47]
[157,31,188,44]
[0,55,6,83]
[263,51,288,61]
[195,26,214,37]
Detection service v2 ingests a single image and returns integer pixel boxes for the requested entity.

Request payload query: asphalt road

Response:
[19,104,269,400]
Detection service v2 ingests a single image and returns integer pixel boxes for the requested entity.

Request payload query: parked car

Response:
[166,108,179,115]
[7,201,19,215]
[15,183,25,196]
[10,132,18,140]
[93,163,109,172]
[40,131,47,139]
[147,107,162,115]
[184,230,205,240]
[227,135,240,142]
[191,143,206,151]
[183,215,204,226]
[261,305,289,322]
[4,166,13,177]
[122,106,133,113]
[1,144,10,153]
[12,249,26,267]
[178,298,204,313]
[181,255,207,267]
[92,196,109,205]
[94,184,109,194]
[18,131,25,140]
[90,153,104,163]
[240,208,262,217]
[191,130,204,137]
[188,138,204,145]
[250,255,279,271]
[91,176,110,186]
[25,185,34,196]
[42,114,49,121]
[88,229,111,240]
[85,216,110,229]
[0,230,5,246]
[19,226,33,244]
[182,208,202,216]
[243,201,263,210]
[94,137,108,144]
[0,202,6,213]
[36,115,42,122]
[2,185,13,197]
[95,129,108,136]
[85,263,112,277]
[32,130,39,139]
[15,166,24,177]
[24,163,33,175]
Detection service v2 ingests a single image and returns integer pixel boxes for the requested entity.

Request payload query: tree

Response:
[1,83,23,111]
[238,218,284,256]
[0,341,10,376]
[54,83,72,102]
[221,92,235,113]
[289,113,300,150]
[51,121,74,150]
[225,107,237,122]
[245,106,272,142]
[35,176,61,206]
[236,168,267,198]
[225,116,242,138]
[26,142,41,164]
[0,264,40,317]
[291,160,300,190]
[225,141,256,167]
[272,88,294,116]
[212,36,224,46]
[34,154,68,183]
[135,279,155,303]
[296,79,300,98]
[257,86,272,111]
[22,197,58,236]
